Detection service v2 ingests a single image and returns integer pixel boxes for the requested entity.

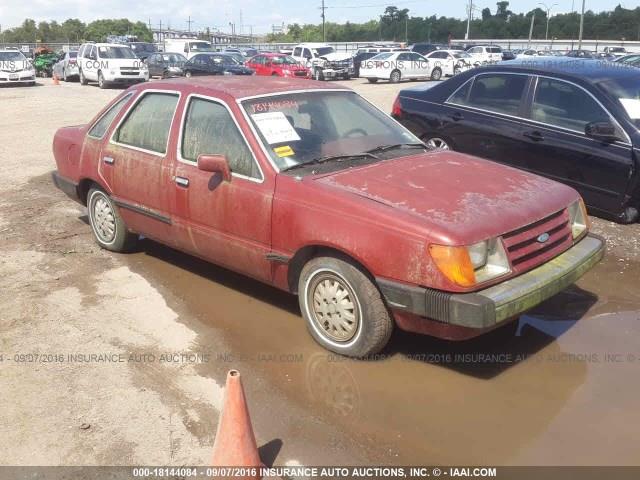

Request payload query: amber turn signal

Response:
[429,244,476,287]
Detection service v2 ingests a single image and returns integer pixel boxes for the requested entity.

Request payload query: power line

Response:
[324,0,423,8]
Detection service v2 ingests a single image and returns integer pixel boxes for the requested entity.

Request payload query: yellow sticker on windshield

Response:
[274,145,295,157]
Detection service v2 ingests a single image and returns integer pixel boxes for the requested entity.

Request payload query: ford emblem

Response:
[537,232,550,243]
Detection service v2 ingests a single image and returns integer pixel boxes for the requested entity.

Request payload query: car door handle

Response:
[103,156,115,165]
[523,131,544,141]
[175,176,189,188]
[450,112,464,121]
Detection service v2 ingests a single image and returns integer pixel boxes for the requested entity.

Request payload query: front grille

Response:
[502,209,572,273]
[294,71,307,76]
[120,67,138,71]
[120,71,140,75]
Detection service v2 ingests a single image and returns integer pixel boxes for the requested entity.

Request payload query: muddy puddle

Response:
[125,234,640,466]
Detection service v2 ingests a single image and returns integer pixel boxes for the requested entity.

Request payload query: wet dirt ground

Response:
[1,77,639,467]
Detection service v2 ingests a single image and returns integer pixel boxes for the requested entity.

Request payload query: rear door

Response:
[100,90,181,243]
[519,75,634,213]
[442,72,531,167]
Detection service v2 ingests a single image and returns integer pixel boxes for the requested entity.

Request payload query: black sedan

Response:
[392,58,640,223]
[183,53,254,77]
[145,52,187,78]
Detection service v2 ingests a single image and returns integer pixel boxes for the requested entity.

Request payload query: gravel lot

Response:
[1,76,639,467]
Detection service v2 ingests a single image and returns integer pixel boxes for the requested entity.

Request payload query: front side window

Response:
[532,78,610,132]
[450,73,527,116]
[242,91,421,171]
[114,92,179,154]
[181,98,260,179]
[293,47,302,57]
[88,93,133,138]
[599,76,640,129]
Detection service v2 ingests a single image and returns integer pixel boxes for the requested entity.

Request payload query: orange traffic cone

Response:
[211,370,263,479]
[52,74,59,85]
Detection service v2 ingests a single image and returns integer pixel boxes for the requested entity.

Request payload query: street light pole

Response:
[578,0,586,49]
[465,0,473,40]
[538,2,558,41]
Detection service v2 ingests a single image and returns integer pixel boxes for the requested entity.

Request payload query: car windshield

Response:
[488,47,502,53]
[0,51,27,62]
[190,42,212,51]
[454,52,471,59]
[316,47,335,56]
[599,76,640,129]
[162,53,186,64]
[271,55,299,65]
[131,43,156,52]
[69,51,78,58]
[370,52,394,60]
[610,47,625,53]
[242,91,422,172]
[226,53,245,63]
[98,46,137,59]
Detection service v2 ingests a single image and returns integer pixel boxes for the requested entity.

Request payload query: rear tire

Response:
[185,70,192,78]
[389,69,401,83]
[314,68,324,81]
[367,78,378,83]
[298,255,393,358]
[430,67,442,81]
[87,187,138,253]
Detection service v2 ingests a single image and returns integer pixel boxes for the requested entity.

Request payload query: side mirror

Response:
[585,121,619,142]
[197,154,231,182]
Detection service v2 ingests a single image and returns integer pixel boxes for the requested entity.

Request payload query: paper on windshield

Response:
[619,98,640,119]
[251,111,301,144]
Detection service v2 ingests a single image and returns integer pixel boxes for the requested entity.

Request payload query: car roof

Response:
[134,76,350,99]
[498,57,640,82]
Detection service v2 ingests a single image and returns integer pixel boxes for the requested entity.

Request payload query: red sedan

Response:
[52,77,604,357]
[246,53,310,79]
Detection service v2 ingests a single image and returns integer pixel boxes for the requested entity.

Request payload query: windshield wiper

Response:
[364,143,426,154]
[282,152,378,172]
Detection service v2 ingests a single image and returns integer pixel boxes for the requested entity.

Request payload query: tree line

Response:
[268,3,640,43]
[0,18,153,44]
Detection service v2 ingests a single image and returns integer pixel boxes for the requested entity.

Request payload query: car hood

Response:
[320,52,352,62]
[100,58,145,67]
[0,61,32,72]
[313,151,579,244]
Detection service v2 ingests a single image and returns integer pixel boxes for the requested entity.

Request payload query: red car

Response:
[246,53,310,79]
[52,77,604,357]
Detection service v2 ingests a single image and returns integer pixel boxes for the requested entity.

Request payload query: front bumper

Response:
[322,67,353,78]
[103,71,149,82]
[0,71,36,83]
[378,233,605,329]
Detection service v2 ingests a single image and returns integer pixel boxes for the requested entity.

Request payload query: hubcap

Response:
[92,195,116,243]
[426,137,449,150]
[308,272,359,343]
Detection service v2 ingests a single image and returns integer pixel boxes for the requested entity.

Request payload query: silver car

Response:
[52,51,79,81]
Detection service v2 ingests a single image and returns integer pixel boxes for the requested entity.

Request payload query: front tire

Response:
[313,68,324,81]
[185,70,192,78]
[98,71,107,89]
[79,69,88,85]
[87,187,137,252]
[298,255,393,357]
[430,67,442,81]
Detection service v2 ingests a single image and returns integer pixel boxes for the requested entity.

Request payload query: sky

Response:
[0,0,631,35]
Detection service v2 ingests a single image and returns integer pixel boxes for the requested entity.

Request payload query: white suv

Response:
[465,45,502,65]
[0,48,36,86]
[291,43,354,81]
[78,43,148,88]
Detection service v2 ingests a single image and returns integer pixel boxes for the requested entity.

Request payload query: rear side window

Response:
[114,92,179,154]
[532,78,610,132]
[181,97,260,179]
[450,74,527,116]
[88,93,133,139]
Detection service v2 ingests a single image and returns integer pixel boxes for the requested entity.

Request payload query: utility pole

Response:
[320,0,327,42]
[465,0,473,40]
[578,0,586,49]
[405,18,408,43]
[528,11,535,48]
[187,16,194,33]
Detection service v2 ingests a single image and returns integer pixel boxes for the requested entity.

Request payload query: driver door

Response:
[170,95,275,281]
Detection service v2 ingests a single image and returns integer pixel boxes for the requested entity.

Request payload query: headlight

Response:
[568,198,589,240]
[110,70,116,75]
[223,71,233,75]
[430,238,510,287]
